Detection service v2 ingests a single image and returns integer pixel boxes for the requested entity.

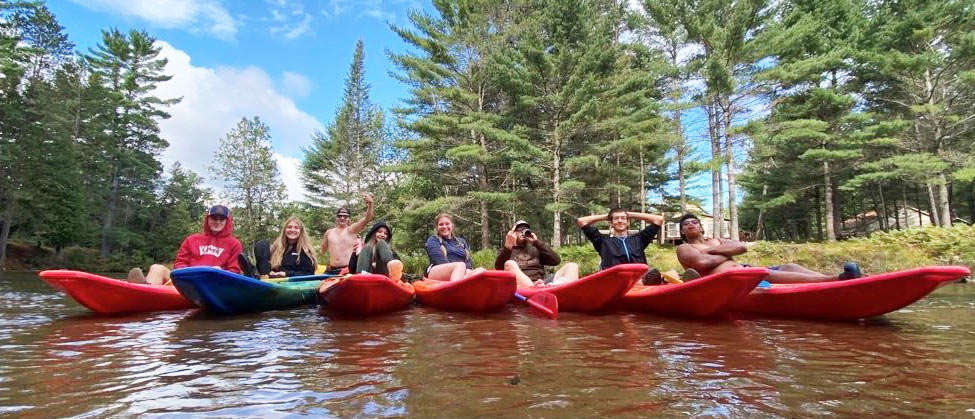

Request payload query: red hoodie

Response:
[173,212,243,273]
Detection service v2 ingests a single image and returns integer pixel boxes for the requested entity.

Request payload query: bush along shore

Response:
[4,226,973,282]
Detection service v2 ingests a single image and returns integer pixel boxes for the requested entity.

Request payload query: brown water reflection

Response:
[2,272,975,417]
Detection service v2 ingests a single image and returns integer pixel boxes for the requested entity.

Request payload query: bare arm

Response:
[626,211,664,226]
[705,239,747,257]
[349,193,375,233]
[576,214,607,228]
[676,244,733,273]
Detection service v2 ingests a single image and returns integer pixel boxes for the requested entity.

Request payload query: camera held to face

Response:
[522,229,533,238]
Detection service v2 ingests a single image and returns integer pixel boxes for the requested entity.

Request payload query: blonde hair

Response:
[270,216,317,269]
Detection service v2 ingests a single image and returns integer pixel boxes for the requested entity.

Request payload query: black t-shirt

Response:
[582,223,660,270]
[280,244,315,277]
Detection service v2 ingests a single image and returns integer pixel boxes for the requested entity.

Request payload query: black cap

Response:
[208,205,230,218]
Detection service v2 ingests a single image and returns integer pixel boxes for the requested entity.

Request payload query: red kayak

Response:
[517,263,646,312]
[618,267,767,317]
[731,265,970,321]
[318,274,415,316]
[39,270,196,314]
[413,270,516,312]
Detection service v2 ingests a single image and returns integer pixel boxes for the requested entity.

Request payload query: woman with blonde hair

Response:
[424,213,485,281]
[252,216,318,278]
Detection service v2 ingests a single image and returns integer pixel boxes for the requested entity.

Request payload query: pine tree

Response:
[389,1,525,249]
[302,40,388,210]
[84,28,179,257]
[211,116,287,247]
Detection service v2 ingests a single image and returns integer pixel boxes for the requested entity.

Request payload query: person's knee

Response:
[504,260,520,271]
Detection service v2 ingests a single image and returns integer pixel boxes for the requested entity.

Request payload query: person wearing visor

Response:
[321,193,374,275]
[495,220,580,288]
[127,204,243,285]
[576,208,664,271]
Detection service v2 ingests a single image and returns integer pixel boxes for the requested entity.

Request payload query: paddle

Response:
[514,291,558,319]
[263,273,345,283]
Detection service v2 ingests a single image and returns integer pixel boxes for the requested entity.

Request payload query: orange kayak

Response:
[517,263,646,312]
[618,267,767,317]
[39,270,195,314]
[731,265,970,321]
[413,270,516,312]
[318,274,415,316]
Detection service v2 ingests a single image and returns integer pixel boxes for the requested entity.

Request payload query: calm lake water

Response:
[2,271,974,417]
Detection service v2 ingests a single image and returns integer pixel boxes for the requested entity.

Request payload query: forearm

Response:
[576,214,606,228]
[534,241,561,265]
[627,211,663,226]
[706,244,746,257]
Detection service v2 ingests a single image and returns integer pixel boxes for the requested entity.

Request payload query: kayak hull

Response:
[413,270,516,312]
[38,270,195,314]
[171,267,325,315]
[731,265,970,321]
[518,263,646,312]
[319,274,415,316]
[618,267,767,317]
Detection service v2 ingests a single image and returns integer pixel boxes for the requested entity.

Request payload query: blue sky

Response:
[47,0,744,212]
[48,0,430,201]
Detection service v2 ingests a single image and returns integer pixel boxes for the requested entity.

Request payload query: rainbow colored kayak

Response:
[39,270,195,314]
[518,263,646,312]
[318,274,415,316]
[413,270,516,312]
[171,267,326,315]
[731,265,970,321]
[617,267,767,317]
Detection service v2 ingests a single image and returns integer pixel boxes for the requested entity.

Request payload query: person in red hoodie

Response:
[128,205,243,285]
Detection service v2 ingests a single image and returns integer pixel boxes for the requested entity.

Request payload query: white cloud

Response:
[267,0,314,39]
[322,0,420,23]
[153,41,321,203]
[274,153,306,202]
[70,0,238,41]
[281,71,313,98]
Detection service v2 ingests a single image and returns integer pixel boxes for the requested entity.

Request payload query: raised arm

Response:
[576,214,607,228]
[349,193,375,233]
[704,239,747,257]
[676,244,733,273]
[626,211,664,226]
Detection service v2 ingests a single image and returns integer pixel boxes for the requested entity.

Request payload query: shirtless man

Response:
[321,193,374,274]
[675,213,861,283]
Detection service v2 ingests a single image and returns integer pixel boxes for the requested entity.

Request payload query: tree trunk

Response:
[639,150,647,232]
[721,96,739,241]
[926,183,941,226]
[0,199,13,271]
[706,100,722,238]
[100,166,119,258]
[937,172,951,227]
[755,184,767,240]
[551,137,562,248]
[823,161,836,241]
[676,112,687,212]
[815,186,823,241]
[878,183,889,231]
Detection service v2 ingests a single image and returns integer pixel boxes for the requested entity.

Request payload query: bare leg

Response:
[550,263,580,285]
[427,262,468,282]
[387,259,403,282]
[145,264,172,285]
[775,263,830,276]
[504,260,534,288]
[766,268,835,284]
[468,267,486,276]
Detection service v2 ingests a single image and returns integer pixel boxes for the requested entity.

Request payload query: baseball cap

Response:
[513,220,530,229]
[336,207,350,217]
[208,205,230,218]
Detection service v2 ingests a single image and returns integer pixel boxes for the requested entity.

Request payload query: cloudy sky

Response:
[49,0,429,202]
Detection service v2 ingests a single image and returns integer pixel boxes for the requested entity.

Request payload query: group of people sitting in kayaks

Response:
[126,193,862,287]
